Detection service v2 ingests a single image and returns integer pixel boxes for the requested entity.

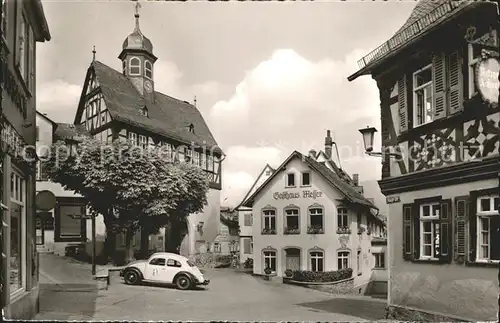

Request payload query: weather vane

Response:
[132,0,141,17]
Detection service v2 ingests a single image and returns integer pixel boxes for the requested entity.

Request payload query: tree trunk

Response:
[164,219,182,254]
[139,225,150,259]
[124,227,135,264]
[102,209,116,264]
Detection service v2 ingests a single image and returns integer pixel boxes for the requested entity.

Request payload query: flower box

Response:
[284,227,300,235]
[307,226,324,234]
[337,227,352,234]
[261,228,276,235]
[357,227,365,235]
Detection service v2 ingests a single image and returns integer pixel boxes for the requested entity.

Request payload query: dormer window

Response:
[188,123,195,133]
[140,106,148,117]
[145,60,153,79]
[129,57,141,75]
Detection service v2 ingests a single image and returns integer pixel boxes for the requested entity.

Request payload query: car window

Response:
[166,259,181,267]
[187,260,196,267]
[149,258,166,266]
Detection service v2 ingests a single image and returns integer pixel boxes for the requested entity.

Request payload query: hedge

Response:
[291,268,353,283]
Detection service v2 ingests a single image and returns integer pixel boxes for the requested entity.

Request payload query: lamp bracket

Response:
[365,151,401,159]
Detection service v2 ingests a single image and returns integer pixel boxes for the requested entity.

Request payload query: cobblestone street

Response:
[35,254,387,321]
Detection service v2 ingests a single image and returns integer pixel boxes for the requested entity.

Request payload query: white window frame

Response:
[412,63,434,127]
[308,207,324,231]
[337,207,349,229]
[476,195,500,263]
[138,135,147,149]
[419,202,440,260]
[284,208,299,233]
[263,250,277,273]
[309,251,324,272]
[357,250,362,275]
[144,60,153,79]
[213,242,221,253]
[337,251,350,270]
[286,172,296,187]
[262,209,276,233]
[374,252,385,269]
[129,57,141,76]
[10,169,27,298]
[35,161,41,181]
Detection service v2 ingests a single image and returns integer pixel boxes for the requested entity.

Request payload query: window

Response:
[243,238,252,255]
[17,15,28,82]
[1,0,7,36]
[166,259,181,267]
[357,250,361,275]
[139,135,147,149]
[413,64,433,127]
[262,209,276,234]
[144,60,152,79]
[128,132,138,145]
[476,195,500,261]
[244,213,253,226]
[59,205,84,238]
[263,250,277,272]
[265,169,272,176]
[214,242,221,253]
[310,251,324,272]
[337,251,350,270]
[419,203,441,259]
[301,172,310,186]
[308,207,324,234]
[10,170,26,295]
[36,126,39,141]
[284,208,300,234]
[193,151,200,166]
[122,60,126,75]
[374,253,385,269]
[337,207,349,231]
[149,258,166,266]
[129,57,141,75]
[286,173,295,187]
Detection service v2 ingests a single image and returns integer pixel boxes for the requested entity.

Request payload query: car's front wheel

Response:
[175,275,192,290]
[124,270,140,285]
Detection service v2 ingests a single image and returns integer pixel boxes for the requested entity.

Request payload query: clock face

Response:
[144,80,153,93]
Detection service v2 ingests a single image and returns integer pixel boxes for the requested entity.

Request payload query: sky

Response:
[37,0,416,207]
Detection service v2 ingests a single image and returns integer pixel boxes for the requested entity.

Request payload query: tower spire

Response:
[133,0,142,32]
[194,95,197,108]
[92,45,96,61]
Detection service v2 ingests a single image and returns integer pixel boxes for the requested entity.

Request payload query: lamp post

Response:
[358,126,401,158]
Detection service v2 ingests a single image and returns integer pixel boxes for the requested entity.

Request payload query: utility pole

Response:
[92,214,96,276]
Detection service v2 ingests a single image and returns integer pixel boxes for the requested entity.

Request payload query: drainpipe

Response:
[496,2,500,321]
[0,0,5,314]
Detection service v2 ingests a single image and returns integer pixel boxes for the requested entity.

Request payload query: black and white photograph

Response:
[0,0,499,321]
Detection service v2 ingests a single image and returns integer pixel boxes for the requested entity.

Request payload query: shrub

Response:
[113,250,127,266]
[243,258,253,269]
[264,267,272,275]
[284,269,293,277]
[291,268,353,283]
[215,254,232,263]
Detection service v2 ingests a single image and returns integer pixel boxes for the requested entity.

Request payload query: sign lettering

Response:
[475,57,500,104]
[386,196,400,204]
[273,190,323,200]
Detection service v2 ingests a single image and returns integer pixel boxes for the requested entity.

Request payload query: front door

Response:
[285,248,301,271]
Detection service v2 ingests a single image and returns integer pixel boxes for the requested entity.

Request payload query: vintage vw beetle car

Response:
[119,252,209,290]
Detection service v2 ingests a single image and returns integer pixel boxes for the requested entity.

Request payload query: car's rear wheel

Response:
[175,275,192,290]
[124,270,140,285]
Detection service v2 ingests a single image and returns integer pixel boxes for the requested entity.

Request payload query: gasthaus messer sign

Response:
[475,56,500,105]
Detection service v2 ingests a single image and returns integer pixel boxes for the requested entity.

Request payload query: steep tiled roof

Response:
[243,151,378,210]
[90,61,221,152]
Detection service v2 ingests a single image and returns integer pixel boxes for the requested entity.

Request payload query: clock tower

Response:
[118,1,157,102]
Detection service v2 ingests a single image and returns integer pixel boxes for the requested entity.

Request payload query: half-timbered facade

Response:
[71,7,223,258]
[348,0,499,321]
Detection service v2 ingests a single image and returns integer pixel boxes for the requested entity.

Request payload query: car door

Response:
[165,258,182,283]
[144,257,167,281]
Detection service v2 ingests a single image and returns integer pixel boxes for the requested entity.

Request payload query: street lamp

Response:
[358,126,401,158]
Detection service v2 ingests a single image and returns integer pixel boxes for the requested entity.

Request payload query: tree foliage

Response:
[43,136,210,259]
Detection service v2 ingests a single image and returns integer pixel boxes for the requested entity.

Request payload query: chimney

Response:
[324,130,333,160]
[352,174,359,186]
[308,149,317,158]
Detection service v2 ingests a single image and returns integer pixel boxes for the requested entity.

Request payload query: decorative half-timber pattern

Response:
[410,128,457,171]
[463,113,500,161]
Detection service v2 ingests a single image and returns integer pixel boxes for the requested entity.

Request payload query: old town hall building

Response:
[349,0,499,321]
[69,4,223,258]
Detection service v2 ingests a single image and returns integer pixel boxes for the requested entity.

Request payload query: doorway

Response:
[285,247,301,271]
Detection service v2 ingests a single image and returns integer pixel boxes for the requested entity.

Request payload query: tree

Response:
[43,136,210,263]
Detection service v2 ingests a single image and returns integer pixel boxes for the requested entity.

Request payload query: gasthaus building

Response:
[348,0,499,321]
[0,0,51,319]
[242,135,386,293]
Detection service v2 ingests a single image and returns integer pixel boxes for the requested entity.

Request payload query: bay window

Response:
[413,64,433,127]
[10,170,26,295]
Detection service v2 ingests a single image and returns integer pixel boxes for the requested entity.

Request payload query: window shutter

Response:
[438,199,452,263]
[413,204,420,260]
[432,53,447,119]
[402,204,413,260]
[468,197,477,262]
[14,3,22,66]
[243,239,250,254]
[398,75,408,132]
[454,196,469,264]
[447,51,463,114]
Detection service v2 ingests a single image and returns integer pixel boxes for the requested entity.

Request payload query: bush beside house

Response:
[290,268,353,283]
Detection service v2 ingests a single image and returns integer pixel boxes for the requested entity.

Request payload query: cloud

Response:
[37,79,82,122]
[209,48,382,204]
